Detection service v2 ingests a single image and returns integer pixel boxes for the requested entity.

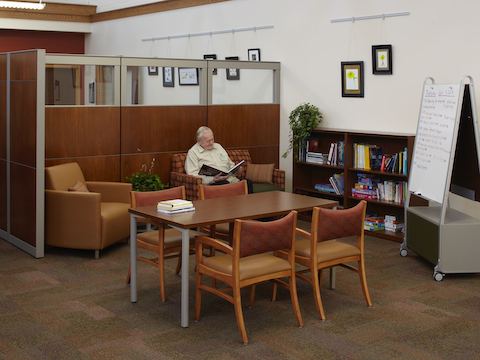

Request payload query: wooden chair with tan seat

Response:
[279,200,372,320]
[199,180,248,242]
[126,186,195,302]
[195,211,303,345]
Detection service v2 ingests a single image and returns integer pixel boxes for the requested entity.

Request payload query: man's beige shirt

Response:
[185,142,239,184]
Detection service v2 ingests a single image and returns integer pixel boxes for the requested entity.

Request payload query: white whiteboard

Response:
[409,84,461,203]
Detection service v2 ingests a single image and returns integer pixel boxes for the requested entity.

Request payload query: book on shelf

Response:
[328,173,344,195]
[314,183,337,194]
[364,216,385,231]
[351,173,407,204]
[306,152,328,164]
[301,139,344,166]
[198,160,245,177]
[353,144,408,175]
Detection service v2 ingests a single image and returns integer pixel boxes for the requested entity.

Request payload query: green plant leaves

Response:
[283,102,323,158]
[126,172,165,192]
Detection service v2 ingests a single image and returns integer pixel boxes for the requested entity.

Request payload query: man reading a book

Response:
[185,126,240,185]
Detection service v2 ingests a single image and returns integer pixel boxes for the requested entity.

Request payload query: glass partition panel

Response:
[124,66,201,106]
[45,64,116,105]
[211,68,274,105]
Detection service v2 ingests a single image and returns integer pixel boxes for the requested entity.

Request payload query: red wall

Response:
[0,29,84,54]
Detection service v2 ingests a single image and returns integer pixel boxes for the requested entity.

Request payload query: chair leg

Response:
[248,285,256,308]
[289,273,304,327]
[312,268,326,320]
[126,264,131,285]
[158,249,166,302]
[195,272,202,321]
[271,281,278,302]
[233,287,248,345]
[358,259,373,307]
[175,254,182,275]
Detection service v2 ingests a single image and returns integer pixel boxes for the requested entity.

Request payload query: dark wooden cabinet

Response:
[293,128,427,242]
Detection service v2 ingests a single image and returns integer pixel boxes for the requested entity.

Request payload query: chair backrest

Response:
[131,186,186,207]
[171,153,188,174]
[234,211,297,258]
[45,162,85,190]
[199,180,248,200]
[312,201,367,242]
[226,149,252,179]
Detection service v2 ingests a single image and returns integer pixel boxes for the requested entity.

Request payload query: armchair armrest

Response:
[86,181,131,203]
[45,190,102,249]
[273,169,285,190]
[195,235,233,256]
[296,228,311,240]
[170,172,203,200]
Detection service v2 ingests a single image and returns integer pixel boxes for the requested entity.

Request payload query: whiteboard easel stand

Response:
[401,77,480,281]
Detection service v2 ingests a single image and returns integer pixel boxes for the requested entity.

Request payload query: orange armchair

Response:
[45,162,131,258]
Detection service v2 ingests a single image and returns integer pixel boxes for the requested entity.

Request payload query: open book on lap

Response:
[198,160,245,177]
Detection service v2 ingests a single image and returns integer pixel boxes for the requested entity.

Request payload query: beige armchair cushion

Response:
[46,162,85,190]
[68,181,89,192]
[295,237,360,262]
[203,253,290,280]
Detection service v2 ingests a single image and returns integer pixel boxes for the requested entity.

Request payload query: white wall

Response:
[85,0,480,190]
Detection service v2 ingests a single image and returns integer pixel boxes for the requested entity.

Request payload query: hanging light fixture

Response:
[0,1,46,10]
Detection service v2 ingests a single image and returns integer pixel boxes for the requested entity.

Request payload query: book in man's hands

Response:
[198,160,245,177]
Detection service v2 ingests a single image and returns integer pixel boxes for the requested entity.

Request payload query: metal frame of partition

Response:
[45,54,122,107]
[1,49,45,258]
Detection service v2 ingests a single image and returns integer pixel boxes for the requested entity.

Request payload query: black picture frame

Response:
[178,67,199,86]
[147,66,158,76]
[372,45,392,75]
[203,54,217,75]
[341,61,364,98]
[162,67,174,87]
[225,56,240,80]
[248,48,261,62]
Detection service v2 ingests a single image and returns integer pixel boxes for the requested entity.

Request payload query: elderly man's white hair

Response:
[196,126,213,142]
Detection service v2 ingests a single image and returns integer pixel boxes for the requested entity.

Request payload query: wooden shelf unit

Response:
[293,128,426,242]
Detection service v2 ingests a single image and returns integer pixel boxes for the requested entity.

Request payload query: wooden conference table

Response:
[129,191,337,327]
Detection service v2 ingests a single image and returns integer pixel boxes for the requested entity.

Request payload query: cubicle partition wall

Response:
[120,58,208,182]
[0,54,6,234]
[1,51,280,257]
[0,50,45,258]
[44,55,121,181]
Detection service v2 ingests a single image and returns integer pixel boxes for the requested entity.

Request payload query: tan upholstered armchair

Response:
[45,162,132,258]
[170,149,285,200]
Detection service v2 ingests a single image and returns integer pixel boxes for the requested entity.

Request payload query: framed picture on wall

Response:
[162,67,174,87]
[148,66,158,76]
[225,56,240,80]
[178,67,199,85]
[203,54,218,75]
[248,48,261,62]
[372,44,392,75]
[341,61,364,97]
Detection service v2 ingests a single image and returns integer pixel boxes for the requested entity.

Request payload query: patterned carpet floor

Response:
[1,234,480,359]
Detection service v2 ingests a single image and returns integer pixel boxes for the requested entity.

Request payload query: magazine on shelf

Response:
[198,160,245,177]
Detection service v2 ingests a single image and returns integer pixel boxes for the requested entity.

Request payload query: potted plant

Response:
[126,158,165,191]
[283,102,323,159]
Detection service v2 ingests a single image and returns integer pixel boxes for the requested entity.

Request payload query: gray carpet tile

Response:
[1,235,480,359]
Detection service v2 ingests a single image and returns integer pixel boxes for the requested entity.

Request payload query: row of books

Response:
[300,140,344,166]
[364,215,404,233]
[314,173,345,195]
[351,174,407,204]
[157,199,195,214]
[353,144,408,175]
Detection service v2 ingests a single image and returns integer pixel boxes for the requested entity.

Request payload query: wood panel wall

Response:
[0,30,84,54]
[9,51,37,245]
[0,54,6,232]
[45,107,121,181]
[121,105,207,182]
[208,104,280,167]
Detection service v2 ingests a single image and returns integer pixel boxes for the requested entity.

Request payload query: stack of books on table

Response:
[157,199,195,214]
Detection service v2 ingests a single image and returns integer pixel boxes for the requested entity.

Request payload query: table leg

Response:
[180,228,190,328]
[130,214,137,303]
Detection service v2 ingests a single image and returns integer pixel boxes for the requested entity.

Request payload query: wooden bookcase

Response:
[293,128,427,242]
